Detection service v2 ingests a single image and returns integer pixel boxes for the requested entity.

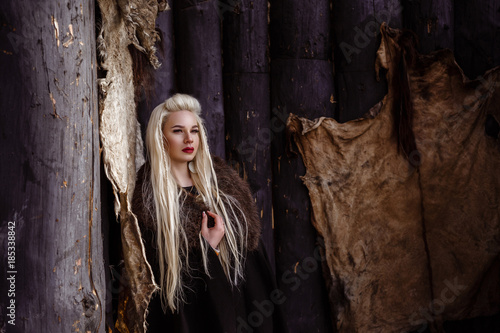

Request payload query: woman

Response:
[132,94,285,332]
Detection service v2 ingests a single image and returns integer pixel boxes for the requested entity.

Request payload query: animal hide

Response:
[96,0,167,332]
[288,23,500,333]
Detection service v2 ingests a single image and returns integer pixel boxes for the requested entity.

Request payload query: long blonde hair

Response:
[144,93,248,312]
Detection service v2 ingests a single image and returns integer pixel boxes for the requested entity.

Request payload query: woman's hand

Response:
[201,211,225,250]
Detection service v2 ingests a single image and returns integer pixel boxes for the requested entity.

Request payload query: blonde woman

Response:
[132,94,285,332]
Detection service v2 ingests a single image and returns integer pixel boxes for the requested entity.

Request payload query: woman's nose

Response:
[185,133,193,143]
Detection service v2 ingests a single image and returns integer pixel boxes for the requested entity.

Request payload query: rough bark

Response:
[174,0,225,158]
[0,1,105,332]
[222,0,275,267]
[333,0,402,122]
[270,0,335,330]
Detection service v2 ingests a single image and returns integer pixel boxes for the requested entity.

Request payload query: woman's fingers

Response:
[201,211,225,250]
[201,211,208,234]
[206,211,224,230]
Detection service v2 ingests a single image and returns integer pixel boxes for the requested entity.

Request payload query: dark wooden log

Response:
[333,0,402,122]
[402,0,454,54]
[269,0,332,60]
[270,1,335,328]
[269,58,335,333]
[454,0,500,79]
[174,0,225,158]
[222,0,268,73]
[136,8,176,141]
[223,73,274,264]
[0,1,105,332]
[221,0,275,268]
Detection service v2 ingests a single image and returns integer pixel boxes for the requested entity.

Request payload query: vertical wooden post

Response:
[454,0,500,79]
[222,0,275,266]
[402,0,454,54]
[136,8,176,138]
[0,1,105,332]
[269,0,335,331]
[333,0,403,122]
[174,0,225,158]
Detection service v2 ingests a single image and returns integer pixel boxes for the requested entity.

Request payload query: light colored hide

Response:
[96,0,167,332]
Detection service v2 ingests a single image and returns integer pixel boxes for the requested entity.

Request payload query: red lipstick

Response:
[182,147,194,153]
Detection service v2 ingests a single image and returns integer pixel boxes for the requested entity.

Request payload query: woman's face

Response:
[162,110,200,165]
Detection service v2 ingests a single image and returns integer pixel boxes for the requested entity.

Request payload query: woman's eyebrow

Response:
[171,124,199,128]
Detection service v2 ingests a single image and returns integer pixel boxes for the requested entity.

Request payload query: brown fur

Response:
[132,156,262,256]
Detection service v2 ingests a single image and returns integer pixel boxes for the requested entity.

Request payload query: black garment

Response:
[145,241,283,333]
[133,157,287,333]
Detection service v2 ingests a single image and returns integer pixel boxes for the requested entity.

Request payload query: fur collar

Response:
[132,156,261,253]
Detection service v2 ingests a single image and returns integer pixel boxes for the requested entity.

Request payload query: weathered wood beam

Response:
[454,0,500,79]
[402,0,454,54]
[136,8,176,140]
[333,0,403,121]
[222,0,275,267]
[0,1,105,332]
[174,0,225,157]
[270,0,335,330]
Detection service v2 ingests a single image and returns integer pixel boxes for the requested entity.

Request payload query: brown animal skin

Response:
[288,23,500,333]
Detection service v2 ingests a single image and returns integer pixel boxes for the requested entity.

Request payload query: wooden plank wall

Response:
[333,0,402,122]
[136,8,176,142]
[269,0,336,331]
[1,0,498,331]
[454,0,500,79]
[403,0,454,54]
[174,0,226,158]
[222,0,275,265]
[0,0,105,332]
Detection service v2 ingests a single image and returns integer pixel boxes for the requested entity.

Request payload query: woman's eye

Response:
[173,129,183,133]
[191,129,199,133]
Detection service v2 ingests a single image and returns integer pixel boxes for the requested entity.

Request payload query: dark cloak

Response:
[132,156,287,333]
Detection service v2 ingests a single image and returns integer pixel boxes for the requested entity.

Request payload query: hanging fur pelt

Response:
[96,0,168,332]
[288,23,500,333]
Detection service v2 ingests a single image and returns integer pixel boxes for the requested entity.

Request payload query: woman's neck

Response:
[171,161,193,187]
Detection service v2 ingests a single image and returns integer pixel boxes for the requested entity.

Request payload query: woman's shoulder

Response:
[211,155,249,198]
[211,155,234,173]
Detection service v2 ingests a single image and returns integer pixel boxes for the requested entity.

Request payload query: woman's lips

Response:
[182,147,194,153]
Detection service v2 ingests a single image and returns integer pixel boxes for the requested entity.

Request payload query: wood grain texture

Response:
[454,0,500,79]
[221,0,275,268]
[223,73,274,266]
[402,0,454,54]
[222,0,268,74]
[0,1,105,332]
[270,0,332,60]
[136,7,176,142]
[333,0,402,121]
[269,0,335,325]
[174,0,225,158]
